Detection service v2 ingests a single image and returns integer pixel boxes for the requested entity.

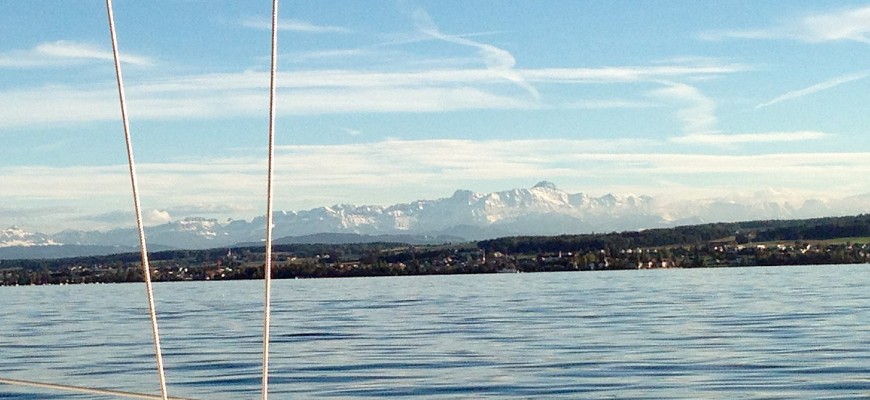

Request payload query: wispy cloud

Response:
[0,85,118,126]
[802,6,870,43]
[648,82,831,146]
[240,17,351,33]
[524,63,751,83]
[756,71,870,108]
[85,209,172,226]
[671,131,831,144]
[340,127,363,136]
[561,99,655,110]
[0,206,78,219]
[1,85,536,128]
[699,28,781,42]
[411,8,541,101]
[36,41,152,65]
[0,40,153,68]
[165,204,256,217]
[0,60,746,128]
[649,82,718,135]
[701,5,870,44]
[287,48,373,63]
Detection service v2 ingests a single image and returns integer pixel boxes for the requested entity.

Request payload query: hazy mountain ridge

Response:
[2,182,868,259]
[0,226,59,248]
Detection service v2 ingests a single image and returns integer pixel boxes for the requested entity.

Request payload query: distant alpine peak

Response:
[1,226,58,248]
[1,182,859,258]
[532,181,559,190]
[451,189,477,199]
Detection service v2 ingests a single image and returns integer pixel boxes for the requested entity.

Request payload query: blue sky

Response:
[2,1,869,232]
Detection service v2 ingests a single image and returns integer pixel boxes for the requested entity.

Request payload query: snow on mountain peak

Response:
[0,182,853,255]
[4,226,24,236]
[1,226,59,247]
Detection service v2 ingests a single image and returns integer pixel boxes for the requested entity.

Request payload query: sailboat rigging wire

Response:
[0,378,195,400]
[3,3,279,399]
[262,0,280,399]
[105,1,169,399]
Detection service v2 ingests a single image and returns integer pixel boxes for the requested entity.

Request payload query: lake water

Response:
[1,265,868,399]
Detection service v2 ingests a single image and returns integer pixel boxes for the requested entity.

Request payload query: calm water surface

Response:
[1,265,868,399]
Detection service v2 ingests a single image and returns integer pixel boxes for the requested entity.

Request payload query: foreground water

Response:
[1,265,868,399]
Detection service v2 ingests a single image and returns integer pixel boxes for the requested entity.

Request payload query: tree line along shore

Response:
[2,214,868,286]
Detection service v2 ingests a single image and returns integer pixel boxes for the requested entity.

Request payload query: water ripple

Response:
[1,265,868,399]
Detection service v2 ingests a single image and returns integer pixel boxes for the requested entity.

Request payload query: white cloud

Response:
[0,60,745,127]
[648,81,837,146]
[701,5,870,44]
[83,208,172,227]
[412,10,515,71]
[803,6,870,43]
[523,63,750,83]
[756,71,870,108]
[412,8,541,101]
[36,41,152,66]
[699,29,781,42]
[671,131,831,144]
[561,99,656,110]
[284,87,533,114]
[648,82,718,135]
[0,41,153,68]
[287,48,373,63]
[166,204,256,216]
[145,209,172,225]
[340,127,362,136]
[240,17,351,33]
[650,82,836,146]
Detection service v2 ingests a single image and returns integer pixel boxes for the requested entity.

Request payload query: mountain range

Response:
[2,181,868,259]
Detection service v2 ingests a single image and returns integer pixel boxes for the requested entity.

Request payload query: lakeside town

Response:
[1,234,868,286]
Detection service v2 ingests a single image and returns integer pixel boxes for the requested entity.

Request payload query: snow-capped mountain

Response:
[1,226,59,248]
[1,182,866,258]
[255,181,657,239]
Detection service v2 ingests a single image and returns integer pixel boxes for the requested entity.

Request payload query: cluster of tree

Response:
[478,224,734,255]
[752,215,870,242]
[479,214,870,254]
